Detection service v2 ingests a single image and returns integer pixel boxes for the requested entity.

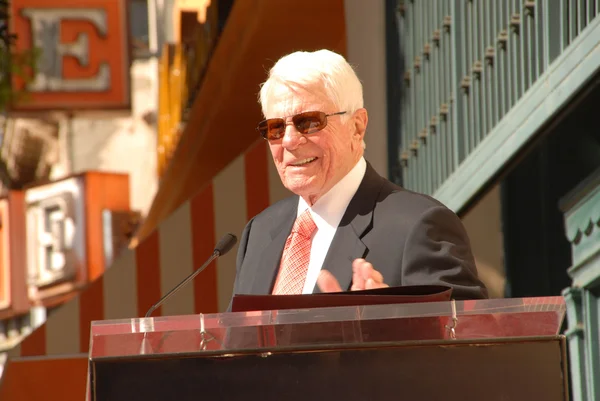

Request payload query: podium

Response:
[87,296,568,401]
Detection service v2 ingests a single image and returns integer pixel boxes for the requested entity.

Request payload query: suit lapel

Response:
[313,163,384,293]
[313,221,367,293]
[250,197,297,294]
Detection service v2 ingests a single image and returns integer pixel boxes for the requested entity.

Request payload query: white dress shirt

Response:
[296,157,367,294]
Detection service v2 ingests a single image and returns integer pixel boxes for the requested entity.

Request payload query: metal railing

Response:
[398,0,600,195]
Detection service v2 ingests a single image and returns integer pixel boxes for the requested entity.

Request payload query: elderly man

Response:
[231,49,488,300]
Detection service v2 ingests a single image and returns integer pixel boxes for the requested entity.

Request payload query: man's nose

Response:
[281,124,306,150]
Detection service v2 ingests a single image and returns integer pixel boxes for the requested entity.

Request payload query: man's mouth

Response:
[289,157,317,166]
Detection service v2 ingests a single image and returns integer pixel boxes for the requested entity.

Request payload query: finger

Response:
[369,269,385,284]
[353,259,387,290]
[353,258,371,277]
[351,260,366,290]
[365,278,389,290]
[355,259,379,282]
[317,270,343,293]
[355,259,385,284]
[351,271,364,291]
[352,258,365,273]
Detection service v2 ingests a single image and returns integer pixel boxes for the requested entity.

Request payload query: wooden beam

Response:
[135,0,346,243]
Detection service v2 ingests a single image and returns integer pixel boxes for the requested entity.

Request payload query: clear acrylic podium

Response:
[87,297,568,401]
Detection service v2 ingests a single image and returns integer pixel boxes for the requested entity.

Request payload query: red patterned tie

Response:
[272,210,317,295]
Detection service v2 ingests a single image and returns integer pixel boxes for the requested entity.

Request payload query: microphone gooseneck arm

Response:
[145,251,219,318]
[144,233,237,318]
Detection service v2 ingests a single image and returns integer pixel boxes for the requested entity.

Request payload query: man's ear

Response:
[353,108,368,142]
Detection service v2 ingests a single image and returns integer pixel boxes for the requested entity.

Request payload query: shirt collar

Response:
[297,157,367,230]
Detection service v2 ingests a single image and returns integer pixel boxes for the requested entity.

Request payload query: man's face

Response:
[265,84,367,205]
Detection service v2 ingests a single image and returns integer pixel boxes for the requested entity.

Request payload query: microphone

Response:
[144,233,237,318]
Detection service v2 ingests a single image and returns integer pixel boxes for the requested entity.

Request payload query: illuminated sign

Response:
[23,172,131,306]
[11,0,130,111]
[25,177,87,301]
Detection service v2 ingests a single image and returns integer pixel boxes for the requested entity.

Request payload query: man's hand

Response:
[350,258,389,290]
[317,258,389,292]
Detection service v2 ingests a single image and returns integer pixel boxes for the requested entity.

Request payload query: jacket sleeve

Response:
[400,206,488,300]
[227,218,254,312]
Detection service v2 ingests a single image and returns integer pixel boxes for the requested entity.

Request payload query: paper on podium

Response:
[231,285,452,312]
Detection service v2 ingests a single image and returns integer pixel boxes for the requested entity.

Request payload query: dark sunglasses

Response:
[257,111,347,140]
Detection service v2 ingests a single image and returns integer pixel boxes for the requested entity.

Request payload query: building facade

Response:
[0,1,598,399]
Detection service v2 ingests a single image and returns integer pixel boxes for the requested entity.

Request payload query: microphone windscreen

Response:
[214,233,237,256]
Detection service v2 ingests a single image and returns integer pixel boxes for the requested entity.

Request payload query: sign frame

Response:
[9,0,131,112]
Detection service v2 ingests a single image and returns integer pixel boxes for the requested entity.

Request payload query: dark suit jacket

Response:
[231,163,488,301]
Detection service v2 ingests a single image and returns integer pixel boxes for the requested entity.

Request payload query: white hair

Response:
[259,49,364,119]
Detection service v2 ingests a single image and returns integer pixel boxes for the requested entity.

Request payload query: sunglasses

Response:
[257,111,346,140]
